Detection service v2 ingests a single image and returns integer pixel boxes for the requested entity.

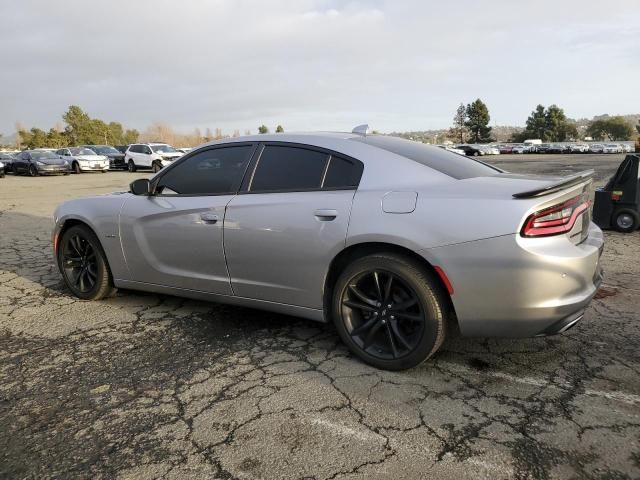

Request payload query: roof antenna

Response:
[351,124,369,136]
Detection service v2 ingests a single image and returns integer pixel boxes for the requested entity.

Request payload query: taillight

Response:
[521,195,590,237]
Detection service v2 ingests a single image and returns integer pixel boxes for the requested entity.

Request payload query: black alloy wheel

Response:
[29,165,38,177]
[333,253,447,370]
[62,234,98,294]
[58,225,116,300]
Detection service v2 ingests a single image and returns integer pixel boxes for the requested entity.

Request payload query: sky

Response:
[1,0,638,136]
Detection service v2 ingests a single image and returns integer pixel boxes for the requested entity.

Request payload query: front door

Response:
[119,144,255,294]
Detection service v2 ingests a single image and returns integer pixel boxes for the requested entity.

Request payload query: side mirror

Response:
[130,178,151,196]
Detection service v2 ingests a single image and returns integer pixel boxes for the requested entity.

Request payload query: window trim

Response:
[150,142,258,198]
[240,141,364,195]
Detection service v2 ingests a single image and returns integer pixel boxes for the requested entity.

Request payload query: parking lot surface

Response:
[1,153,639,479]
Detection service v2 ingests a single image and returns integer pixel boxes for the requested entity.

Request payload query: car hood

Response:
[37,158,67,165]
[157,152,182,158]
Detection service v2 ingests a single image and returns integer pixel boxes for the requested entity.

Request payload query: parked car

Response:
[548,144,565,154]
[621,143,633,153]
[124,143,183,172]
[511,144,530,154]
[603,144,621,154]
[53,130,604,370]
[82,145,126,170]
[569,144,589,153]
[497,144,513,154]
[56,147,109,173]
[479,145,500,155]
[536,144,552,153]
[455,144,484,156]
[589,144,605,154]
[0,153,16,173]
[0,161,4,178]
[12,150,71,176]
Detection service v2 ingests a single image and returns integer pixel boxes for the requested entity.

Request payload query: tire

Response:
[612,208,639,233]
[473,151,479,156]
[152,161,161,173]
[73,162,81,174]
[57,224,117,300]
[332,253,448,370]
[29,165,38,177]
[127,160,136,172]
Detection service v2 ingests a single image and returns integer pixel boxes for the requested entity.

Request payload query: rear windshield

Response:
[352,135,500,179]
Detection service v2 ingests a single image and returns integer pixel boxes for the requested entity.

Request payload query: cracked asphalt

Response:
[1,153,639,479]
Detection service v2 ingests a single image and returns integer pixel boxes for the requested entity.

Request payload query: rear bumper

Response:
[423,222,605,337]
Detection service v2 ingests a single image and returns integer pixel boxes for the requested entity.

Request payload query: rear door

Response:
[119,144,255,294]
[224,143,363,309]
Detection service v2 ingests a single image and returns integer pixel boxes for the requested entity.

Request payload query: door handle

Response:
[314,209,338,221]
[200,213,219,224]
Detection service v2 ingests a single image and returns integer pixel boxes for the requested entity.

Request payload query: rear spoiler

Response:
[512,169,595,199]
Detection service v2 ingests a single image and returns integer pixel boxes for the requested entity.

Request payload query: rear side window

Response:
[323,155,363,189]
[156,146,252,195]
[250,145,328,192]
[352,136,500,179]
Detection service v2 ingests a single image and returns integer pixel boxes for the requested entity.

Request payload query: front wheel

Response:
[152,161,162,173]
[29,165,38,177]
[57,225,117,300]
[332,253,448,370]
[613,209,639,233]
[73,162,81,174]
[127,160,136,172]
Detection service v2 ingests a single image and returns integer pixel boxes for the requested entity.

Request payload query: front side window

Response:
[250,145,328,192]
[156,146,253,195]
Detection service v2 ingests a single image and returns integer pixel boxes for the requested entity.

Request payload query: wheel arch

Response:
[323,242,457,326]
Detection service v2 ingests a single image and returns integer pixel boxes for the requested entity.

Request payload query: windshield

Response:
[151,144,177,153]
[352,136,500,180]
[71,148,98,155]
[31,151,59,160]
[91,146,120,154]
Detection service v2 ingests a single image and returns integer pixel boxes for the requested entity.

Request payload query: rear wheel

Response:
[613,209,639,233]
[57,225,116,300]
[127,160,136,172]
[332,253,447,370]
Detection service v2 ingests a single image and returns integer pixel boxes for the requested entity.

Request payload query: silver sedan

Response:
[53,128,604,370]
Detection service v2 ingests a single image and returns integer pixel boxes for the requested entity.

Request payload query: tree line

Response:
[449,100,637,143]
[12,105,280,150]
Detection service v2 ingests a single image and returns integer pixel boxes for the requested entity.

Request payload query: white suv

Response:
[124,143,183,172]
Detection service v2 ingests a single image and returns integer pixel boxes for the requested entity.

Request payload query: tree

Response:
[515,104,576,142]
[586,116,634,141]
[448,103,467,143]
[275,125,284,133]
[258,125,269,134]
[636,119,640,135]
[465,99,493,143]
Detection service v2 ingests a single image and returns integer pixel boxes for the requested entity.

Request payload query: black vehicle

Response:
[0,153,15,174]
[12,150,71,176]
[82,144,126,169]
[593,154,640,233]
[455,144,483,156]
[548,144,565,154]
[536,143,552,153]
[114,145,130,154]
